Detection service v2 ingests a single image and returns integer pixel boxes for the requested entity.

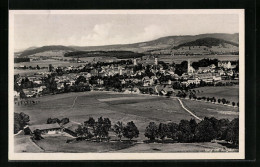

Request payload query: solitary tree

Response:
[144,122,158,141]
[113,121,124,142]
[123,121,139,141]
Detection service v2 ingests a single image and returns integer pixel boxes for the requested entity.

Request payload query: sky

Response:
[13,13,239,51]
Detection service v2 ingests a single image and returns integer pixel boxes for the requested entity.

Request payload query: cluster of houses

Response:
[14,57,238,99]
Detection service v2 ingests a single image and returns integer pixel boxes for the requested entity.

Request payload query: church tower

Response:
[119,66,122,75]
[154,57,158,65]
[133,58,137,66]
[187,59,194,74]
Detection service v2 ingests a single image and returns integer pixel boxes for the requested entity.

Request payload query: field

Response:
[181,99,238,120]
[33,136,236,153]
[14,59,83,68]
[14,134,44,153]
[35,136,135,153]
[159,55,239,64]
[192,85,239,103]
[14,90,239,152]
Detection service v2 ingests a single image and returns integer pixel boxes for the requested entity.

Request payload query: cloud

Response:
[75,23,166,46]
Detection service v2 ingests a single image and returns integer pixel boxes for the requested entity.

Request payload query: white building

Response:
[187,59,195,74]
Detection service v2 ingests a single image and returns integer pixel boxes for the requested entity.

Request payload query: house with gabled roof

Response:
[25,123,61,135]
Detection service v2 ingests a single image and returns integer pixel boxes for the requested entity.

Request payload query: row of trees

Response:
[30,115,238,146]
[176,90,239,107]
[144,117,239,145]
[74,117,139,142]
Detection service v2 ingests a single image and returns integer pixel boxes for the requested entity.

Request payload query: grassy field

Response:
[14,91,239,152]
[14,135,44,153]
[181,99,238,120]
[109,142,238,153]
[34,136,237,153]
[14,59,84,68]
[159,55,239,64]
[192,85,239,103]
[35,136,135,153]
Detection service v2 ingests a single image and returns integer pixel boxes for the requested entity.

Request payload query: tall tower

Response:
[187,59,194,74]
[133,58,137,66]
[119,66,122,75]
[154,57,158,65]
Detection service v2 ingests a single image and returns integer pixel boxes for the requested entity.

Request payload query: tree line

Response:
[30,115,238,147]
[177,90,239,107]
[144,117,239,145]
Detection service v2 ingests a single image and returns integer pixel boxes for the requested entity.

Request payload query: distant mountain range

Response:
[17,33,239,58]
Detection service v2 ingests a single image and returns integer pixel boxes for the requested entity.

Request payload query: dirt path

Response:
[176,98,202,121]
[71,96,78,108]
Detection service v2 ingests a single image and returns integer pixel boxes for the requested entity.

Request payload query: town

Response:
[14,56,239,101]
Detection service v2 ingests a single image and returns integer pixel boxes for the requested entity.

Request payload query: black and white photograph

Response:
[8,10,245,160]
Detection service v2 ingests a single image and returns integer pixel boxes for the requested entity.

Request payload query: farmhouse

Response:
[62,122,81,137]
[25,123,61,134]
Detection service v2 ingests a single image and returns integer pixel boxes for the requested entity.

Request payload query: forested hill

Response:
[19,45,76,57]
[70,33,238,53]
[173,37,239,49]
[17,33,239,57]
[64,51,145,59]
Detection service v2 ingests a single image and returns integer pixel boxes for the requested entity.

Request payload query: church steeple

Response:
[154,57,158,65]
[187,59,194,74]
[133,58,137,66]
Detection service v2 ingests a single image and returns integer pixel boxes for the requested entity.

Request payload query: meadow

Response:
[192,85,239,103]
[14,91,239,152]
[159,55,239,64]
